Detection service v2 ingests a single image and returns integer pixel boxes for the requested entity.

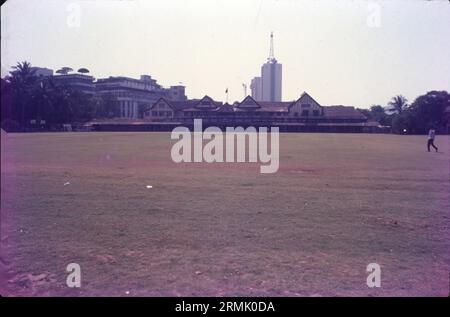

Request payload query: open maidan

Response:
[171,119,280,173]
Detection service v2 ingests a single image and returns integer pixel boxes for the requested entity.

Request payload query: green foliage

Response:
[370,105,392,126]
[359,92,449,134]
[408,91,449,133]
[1,61,120,131]
[387,95,408,114]
[96,93,121,119]
[389,91,449,134]
[358,105,392,127]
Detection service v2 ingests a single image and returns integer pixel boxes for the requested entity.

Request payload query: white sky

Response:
[1,0,450,108]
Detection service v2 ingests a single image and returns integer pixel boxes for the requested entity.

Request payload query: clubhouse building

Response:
[92,92,378,133]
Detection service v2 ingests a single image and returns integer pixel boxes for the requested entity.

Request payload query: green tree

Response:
[95,93,120,118]
[358,105,392,127]
[409,91,450,133]
[391,111,414,134]
[387,95,408,114]
[7,61,37,125]
[1,61,120,130]
[1,78,19,131]
[389,91,450,134]
[70,89,97,122]
[370,105,392,126]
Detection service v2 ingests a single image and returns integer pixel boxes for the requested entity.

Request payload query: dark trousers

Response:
[427,139,438,152]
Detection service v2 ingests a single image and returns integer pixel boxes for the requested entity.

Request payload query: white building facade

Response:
[95,75,185,119]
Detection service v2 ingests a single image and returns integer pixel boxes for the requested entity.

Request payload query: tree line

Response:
[358,92,449,134]
[1,61,120,131]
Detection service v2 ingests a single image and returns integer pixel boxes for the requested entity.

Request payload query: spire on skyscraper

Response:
[268,31,277,63]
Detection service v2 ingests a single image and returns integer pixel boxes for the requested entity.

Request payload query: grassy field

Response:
[0,131,449,296]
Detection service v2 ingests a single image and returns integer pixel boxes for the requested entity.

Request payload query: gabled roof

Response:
[144,97,198,112]
[257,101,293,112]
[323,105,367,119]
[234,97,294,112]
[144,94,367,120]
[146,98,176,111]
[180,95,222,111]
[257,101,293,107]
[217,103,234,113]
[289,91,323,109]
[168,99,200,110]
[195,95,221,109]
[235,96,261,109]
[146,98,167,111]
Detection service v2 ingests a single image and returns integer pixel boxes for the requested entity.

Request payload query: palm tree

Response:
[10,61,36,79]
[8,61,37,125]
[388,95,408,114]
[9,61,37,89]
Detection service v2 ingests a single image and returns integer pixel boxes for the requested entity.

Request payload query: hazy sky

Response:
[2,0,449,108]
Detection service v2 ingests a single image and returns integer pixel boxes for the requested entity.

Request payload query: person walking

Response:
[427,127,438,152]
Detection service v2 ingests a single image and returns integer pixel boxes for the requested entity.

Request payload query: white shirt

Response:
[428,129,435,140]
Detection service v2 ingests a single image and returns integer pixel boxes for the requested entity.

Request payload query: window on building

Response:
[294,112,298,117]
[301,110,309,116]
[313,110,320,116]
[152,111,158,116]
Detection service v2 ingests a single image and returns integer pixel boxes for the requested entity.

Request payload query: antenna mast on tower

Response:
[268,31,276,63]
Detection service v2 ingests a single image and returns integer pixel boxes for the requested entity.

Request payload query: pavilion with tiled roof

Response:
[132,92,378,132]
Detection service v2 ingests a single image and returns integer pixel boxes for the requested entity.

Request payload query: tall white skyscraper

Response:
[261,61,282,102]
[250,32,282,102]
